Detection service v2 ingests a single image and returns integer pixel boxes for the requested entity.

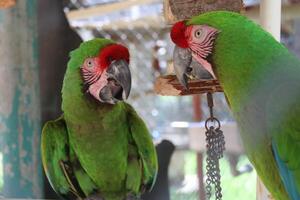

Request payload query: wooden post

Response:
[163,0,243,24]
[257,0,281,199]
[193,95,206,200]
[0,0,43,198]
[154,75,223,96]
[260,0,281,41]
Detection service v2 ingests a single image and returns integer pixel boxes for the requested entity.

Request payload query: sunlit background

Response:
[1,0,300,199]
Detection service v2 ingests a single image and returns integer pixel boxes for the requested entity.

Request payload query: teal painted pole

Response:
[0,0,43,198]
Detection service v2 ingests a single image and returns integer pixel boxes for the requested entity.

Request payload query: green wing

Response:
[272,100,300,198]
[41,116,87,199]
[264,68,300,200]
[125,103,158,191]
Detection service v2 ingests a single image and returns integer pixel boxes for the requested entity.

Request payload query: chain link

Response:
[205,93,225,200]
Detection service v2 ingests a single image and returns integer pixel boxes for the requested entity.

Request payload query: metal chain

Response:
[205,93,225,200]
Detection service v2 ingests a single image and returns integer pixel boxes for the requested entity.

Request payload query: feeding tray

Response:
[154,75,223,96]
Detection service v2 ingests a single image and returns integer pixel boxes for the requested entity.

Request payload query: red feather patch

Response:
[99,44,130,70]
[170,21,189,48]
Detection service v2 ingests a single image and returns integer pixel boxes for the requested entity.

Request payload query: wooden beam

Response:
[70,4,300,30]
[73,15,165,30]
[154,75,223,96]
[66,0,159,20]
[163,0,243,24]
[163,0,178,24]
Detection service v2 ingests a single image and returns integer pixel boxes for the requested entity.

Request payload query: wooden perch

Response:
[0,0,16,8]
[154,75,223,96]
[164,0,243,24]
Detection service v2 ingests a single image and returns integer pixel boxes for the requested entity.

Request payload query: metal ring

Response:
[205,117,221,130]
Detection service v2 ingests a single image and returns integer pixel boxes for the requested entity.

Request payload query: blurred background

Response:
[0,0,300,199]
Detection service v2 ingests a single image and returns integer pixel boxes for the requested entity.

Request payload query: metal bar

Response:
[197,152,206,200]
[245,4,300,22]
[256,1,281,199]
[260,0,282,41]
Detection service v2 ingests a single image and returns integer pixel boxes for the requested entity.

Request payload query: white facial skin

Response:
[81,57,108,102]
[186,25,219,78]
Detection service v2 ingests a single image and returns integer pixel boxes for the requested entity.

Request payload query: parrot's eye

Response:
[195,29,203,38]
[85,58,94,68]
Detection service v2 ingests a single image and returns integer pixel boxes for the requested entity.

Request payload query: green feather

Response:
[125,103,158,191]
[188,11,300,200]
[41,116,96,199]
[42,38,158,200]
[41,116,71,196]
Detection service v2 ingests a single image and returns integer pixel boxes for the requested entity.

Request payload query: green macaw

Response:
[170,11,300,200]
[41,38,158,200]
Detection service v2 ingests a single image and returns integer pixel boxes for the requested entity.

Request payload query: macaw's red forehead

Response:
[170,21,189,48]
[99,44,130,69]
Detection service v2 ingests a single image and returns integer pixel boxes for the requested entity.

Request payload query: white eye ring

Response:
[195,29,203,38]
[86,58,94,68]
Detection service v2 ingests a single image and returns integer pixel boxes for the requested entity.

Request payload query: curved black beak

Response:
[173,46,213,90]
[99,59,131,104]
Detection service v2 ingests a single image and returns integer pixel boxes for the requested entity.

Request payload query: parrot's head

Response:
[80,43,131,104]
[170,10,282,90]
[66,39,131,105]
[170,19,219,89]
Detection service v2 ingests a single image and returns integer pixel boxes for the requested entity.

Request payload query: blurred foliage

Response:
[170,151,256,200]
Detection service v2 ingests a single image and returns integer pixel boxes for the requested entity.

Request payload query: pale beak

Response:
[173,46,192,89]
[173,46,213,90]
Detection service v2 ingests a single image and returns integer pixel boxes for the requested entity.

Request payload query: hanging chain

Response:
[205,92,225,200]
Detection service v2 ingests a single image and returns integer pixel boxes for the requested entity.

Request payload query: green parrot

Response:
[41,38,158,200]
[170,11,300,200]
